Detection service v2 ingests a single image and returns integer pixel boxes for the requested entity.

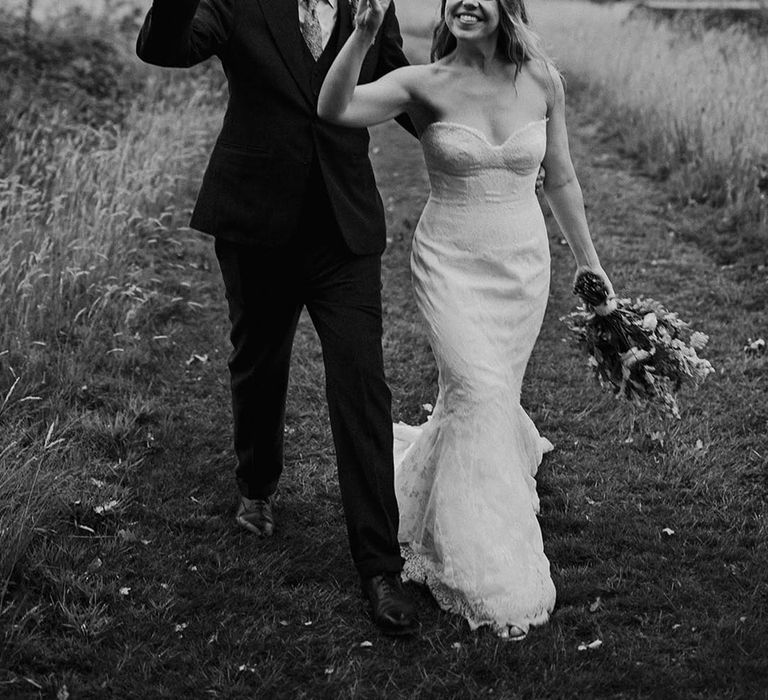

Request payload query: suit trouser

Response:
[213,178,403,578]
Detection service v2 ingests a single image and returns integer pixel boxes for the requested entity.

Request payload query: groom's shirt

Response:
[298,0,338,50]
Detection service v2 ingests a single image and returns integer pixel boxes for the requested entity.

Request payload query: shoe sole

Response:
[499,632,527,642]
[497,626,527,642]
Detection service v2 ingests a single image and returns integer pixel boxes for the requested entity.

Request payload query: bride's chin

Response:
[450,27,495,42]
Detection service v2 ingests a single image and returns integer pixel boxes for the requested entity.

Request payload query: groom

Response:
[136,0,418,636]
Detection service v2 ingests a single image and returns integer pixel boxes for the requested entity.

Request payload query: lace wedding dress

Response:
[394,119,556,637]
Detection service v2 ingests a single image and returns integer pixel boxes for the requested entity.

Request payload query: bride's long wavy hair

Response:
[431,0,552,77]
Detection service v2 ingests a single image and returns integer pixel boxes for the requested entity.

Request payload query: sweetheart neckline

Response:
[423,118,548,149]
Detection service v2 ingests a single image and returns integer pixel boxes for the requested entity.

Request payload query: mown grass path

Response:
[3,36,766,700]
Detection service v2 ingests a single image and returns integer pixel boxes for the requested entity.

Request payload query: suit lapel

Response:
[257,0,314,105]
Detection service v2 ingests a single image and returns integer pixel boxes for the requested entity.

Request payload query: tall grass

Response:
[529,0,768,223]
[1,83,221,360]
[0,17,225,590]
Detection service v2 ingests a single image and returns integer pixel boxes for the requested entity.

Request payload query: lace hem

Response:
[394,406,557,636]
[401,545,553,636]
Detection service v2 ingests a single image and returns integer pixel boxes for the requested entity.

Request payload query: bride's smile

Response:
[456,14,480,25]
[446,0,500,38]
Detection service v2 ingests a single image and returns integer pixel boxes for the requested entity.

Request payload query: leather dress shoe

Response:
[235,496,274,536]
[362,573,419,636]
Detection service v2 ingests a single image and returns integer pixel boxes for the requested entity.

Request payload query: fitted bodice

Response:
[420,119,547,206]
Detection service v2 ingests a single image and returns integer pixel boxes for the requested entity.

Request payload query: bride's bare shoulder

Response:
[524,58,564,108]
[394,64,449,134]
[394,63,454,101]
[409,61,463,96]
[396,63,450,84]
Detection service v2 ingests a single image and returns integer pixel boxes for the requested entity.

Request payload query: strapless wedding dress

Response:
[394,119,556,636]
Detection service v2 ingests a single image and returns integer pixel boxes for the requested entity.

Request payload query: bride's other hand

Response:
[574,264,617,312]
[574,264,615,297]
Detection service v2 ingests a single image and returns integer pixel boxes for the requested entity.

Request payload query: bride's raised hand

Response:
[354,0,393,37]
[319,0,409,126]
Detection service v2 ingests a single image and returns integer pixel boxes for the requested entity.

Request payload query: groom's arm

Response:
[372,3,418,139]
[136,0,234,68]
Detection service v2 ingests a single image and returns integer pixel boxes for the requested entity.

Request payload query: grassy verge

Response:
[0,12,225,596]
[530,0,767,267]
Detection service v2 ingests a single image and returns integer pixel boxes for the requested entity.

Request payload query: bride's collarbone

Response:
[421,63,544,112]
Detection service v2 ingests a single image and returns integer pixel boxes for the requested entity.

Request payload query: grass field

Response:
[1,2,767,697]
[530,0,768,264]
[0,9,225,603]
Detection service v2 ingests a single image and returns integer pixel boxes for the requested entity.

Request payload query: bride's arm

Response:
[318,0,414,127]
[540,66,615,296]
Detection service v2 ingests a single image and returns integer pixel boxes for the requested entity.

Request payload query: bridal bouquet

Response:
[562,271,715,418]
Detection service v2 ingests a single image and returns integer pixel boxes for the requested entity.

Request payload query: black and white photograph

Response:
[0,0,766,696]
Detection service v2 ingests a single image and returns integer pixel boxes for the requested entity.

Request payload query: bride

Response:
[319,0,615,639]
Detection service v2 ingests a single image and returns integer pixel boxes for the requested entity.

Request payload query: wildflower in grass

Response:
[562,271,715,418]
[743,337,765,355]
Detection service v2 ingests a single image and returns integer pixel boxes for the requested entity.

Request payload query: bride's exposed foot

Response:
[497,625,527,642]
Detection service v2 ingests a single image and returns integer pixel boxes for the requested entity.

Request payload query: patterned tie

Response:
[300,0,324,60]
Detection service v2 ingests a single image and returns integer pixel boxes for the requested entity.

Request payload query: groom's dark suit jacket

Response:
[136,0,410,254]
